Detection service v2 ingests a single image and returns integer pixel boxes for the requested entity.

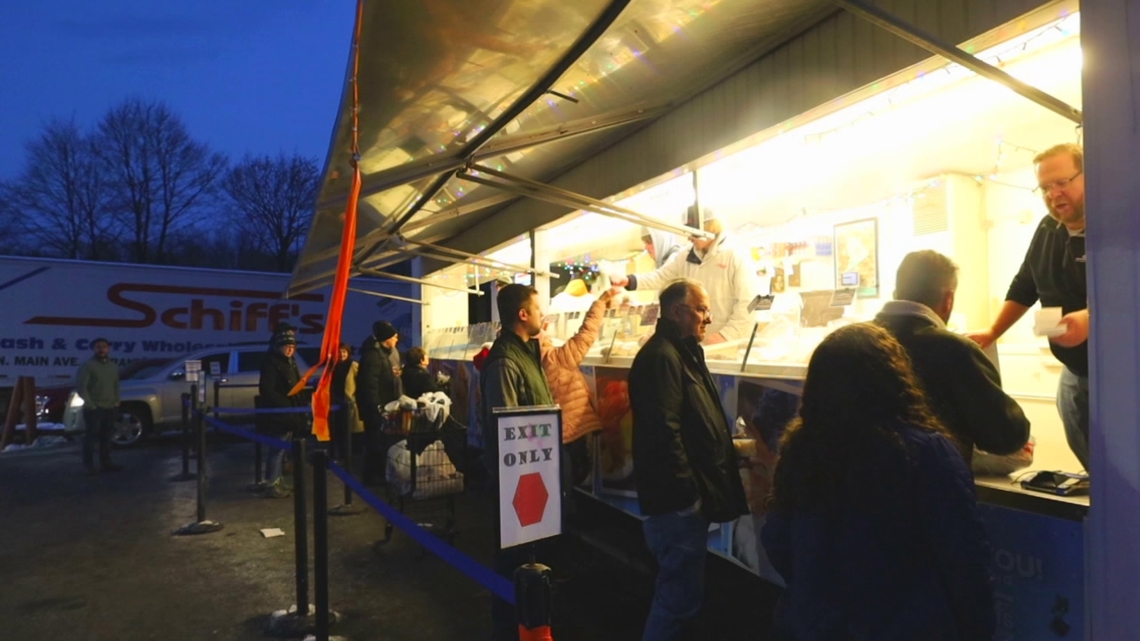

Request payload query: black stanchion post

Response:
[251,395,265,492]
[312,450,331,641]
[170,392,195,482]
[293,438,311,617]
[173,384,222,535]
[213,377,220,420]
[196,399,208,523]
[329,410,362,516]
[515,562,555,641]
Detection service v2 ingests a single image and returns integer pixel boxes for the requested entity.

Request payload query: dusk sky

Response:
[0,1,357,179]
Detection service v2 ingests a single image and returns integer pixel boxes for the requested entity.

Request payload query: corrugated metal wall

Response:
[441,0,1057,261]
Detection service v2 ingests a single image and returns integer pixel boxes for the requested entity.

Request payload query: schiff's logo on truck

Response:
[25,283,326,334]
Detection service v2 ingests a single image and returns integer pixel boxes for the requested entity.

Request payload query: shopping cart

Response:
[381,407,467,546]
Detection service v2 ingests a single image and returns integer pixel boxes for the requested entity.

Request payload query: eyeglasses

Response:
[679,304,712,319]
[1034,171,1082,196]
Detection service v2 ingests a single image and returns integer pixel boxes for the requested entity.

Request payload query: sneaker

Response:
[263,486,292,499]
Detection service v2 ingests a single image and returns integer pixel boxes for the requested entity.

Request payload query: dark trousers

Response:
[82,407,116,470]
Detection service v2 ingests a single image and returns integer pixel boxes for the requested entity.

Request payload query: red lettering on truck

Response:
[26,283,325,334]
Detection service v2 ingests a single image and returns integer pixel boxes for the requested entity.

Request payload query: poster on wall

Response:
[833,217,879,298]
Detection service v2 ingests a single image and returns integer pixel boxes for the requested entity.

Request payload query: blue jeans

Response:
[642,505,709,641]
[265,432,292,487]
[1057,367,1090,471]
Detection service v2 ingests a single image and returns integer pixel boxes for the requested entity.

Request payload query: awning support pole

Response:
[831,0,1082,124]
[357,268,484,295]
[347,287,427,306]
[396,236,556,278]
[457,165,712,240]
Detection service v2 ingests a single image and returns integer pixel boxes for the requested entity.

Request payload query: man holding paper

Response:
[968,143,1089,469]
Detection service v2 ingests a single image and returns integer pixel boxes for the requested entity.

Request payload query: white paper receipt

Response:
[1034,307,1065,338]
[260,528,286,538]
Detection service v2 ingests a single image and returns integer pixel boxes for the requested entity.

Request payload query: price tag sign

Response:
[184,359,202,383]
[640,303,660,327]
[830,289,857,307]
[748,295,775,312]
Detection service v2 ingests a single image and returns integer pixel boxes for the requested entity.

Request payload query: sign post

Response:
[494,405,562,640]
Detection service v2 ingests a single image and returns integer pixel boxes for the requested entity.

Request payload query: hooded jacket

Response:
[628,317,748,523]
[539,297,606,444]
[642,227,683,269]
[874,301,1029,460]
[627,233,758,341]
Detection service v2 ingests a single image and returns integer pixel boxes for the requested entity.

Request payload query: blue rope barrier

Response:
[327,461,516,605]
[208,406,339,415]
[201,415,292,451]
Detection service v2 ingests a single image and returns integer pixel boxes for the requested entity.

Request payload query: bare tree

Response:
[0,120,114,259]
[222,153,320,271]
[95,99,227,264]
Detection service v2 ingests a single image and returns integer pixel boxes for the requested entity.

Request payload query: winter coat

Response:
[76,356,120,409]
[761,423,995,640]
[332,360,364,434]
[627,233,759,341]
[480,331,554,470]
[628,317,748,523]
[258,351,307,435]
[401,363,443,401]
[874,301,1030,461]
[539,297,605,443]
[356,337,402,427]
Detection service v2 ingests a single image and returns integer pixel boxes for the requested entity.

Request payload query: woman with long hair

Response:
[762,323,994,640]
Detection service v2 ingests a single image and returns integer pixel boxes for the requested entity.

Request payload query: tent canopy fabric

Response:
[290,0,834,297]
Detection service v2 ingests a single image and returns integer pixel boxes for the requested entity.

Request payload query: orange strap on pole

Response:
[518,625,554,641]
[290,0,365,442]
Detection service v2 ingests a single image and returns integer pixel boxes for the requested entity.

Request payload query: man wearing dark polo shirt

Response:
[968,143,1089,469]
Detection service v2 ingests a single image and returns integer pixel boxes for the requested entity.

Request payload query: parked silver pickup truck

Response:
[62,344,321,446]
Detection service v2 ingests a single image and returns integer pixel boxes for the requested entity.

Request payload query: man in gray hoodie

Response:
[76,338,122,474]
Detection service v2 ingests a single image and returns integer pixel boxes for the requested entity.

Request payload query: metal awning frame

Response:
[356,267,484,296]
[832,0,1083,124]
[455,163,714,240]
[347,287,428,306]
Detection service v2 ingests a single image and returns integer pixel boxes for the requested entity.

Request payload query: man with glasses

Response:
[628,280,748,640]
[968,143,1089,470]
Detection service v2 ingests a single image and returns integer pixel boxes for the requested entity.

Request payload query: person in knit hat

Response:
[258,329,305,497]
[355,320,402,485]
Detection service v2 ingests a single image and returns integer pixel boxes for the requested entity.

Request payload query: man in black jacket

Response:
[479,283,554,641]
[876,251,1029,465]
[258,330,306,497]
[356,320,402,485]
[629,279,748,641]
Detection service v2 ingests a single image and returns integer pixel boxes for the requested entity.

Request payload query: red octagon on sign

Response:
[512,473,549,527]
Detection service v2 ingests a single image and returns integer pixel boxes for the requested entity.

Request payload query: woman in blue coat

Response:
[762,323,995,640]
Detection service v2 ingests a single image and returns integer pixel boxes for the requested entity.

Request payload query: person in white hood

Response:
[641,226,683,269]
[612,208,758,343]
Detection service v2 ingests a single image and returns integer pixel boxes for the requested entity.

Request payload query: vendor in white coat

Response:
[611,208,758,344]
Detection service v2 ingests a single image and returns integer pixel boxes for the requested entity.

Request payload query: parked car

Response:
[61,344,321,447]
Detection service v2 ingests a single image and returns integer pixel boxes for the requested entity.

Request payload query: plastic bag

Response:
[386,440,464,499]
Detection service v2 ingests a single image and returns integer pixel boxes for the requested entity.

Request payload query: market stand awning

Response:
[288,0,838,296]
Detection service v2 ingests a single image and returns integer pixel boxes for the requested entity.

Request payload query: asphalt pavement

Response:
[0,433,775,640]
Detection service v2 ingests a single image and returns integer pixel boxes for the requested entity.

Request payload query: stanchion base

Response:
[168,472,198,482]
[328,503,364,517]
[172,520,225,536]
[266,604,341,636]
